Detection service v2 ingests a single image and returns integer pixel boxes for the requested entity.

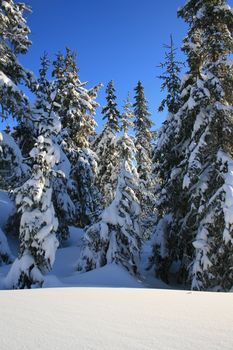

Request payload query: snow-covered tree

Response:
[52,158,75,242]
[5,57,61,289]
[148,36,183,281]
[0,227,13,265]
[133,81,155,234]
[177,0,233,291]
[157,35,183,114]
[121,94,134,134]
[0,0,33,179]
[101,80,120,132]
[93,80,120,207]
[0,0,32,121]
[150,0,233,291]
[52,48,102,228]
[0,131,29,188]
[0,0,32,263]
[78,111,142,275]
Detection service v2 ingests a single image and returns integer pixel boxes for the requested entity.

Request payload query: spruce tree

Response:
[177,0,233,291]
[151,0,233,291]
[77,109,141,275]
[157,35,183,114]
[0,0,32,263]
[5,57,60,289]
[101,80,120,132]
[93,80,120,207]
[121,94,134,134]
[53,48,102,227]
[0,0,32,120]
[0,131,29,187]
[133,81,155,235]
[149,37,183,282]
[0,0,33,167]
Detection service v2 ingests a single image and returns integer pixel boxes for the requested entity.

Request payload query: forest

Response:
[0,0,233,293]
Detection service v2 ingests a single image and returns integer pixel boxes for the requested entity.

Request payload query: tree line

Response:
[0,0,232,291]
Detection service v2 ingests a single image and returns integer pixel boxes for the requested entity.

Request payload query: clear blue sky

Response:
[17,0,232,131]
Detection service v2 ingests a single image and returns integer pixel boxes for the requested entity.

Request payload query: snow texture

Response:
[0,288,232,350]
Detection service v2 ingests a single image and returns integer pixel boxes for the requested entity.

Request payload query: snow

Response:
[0,190,14,229]
[0,71,16,89]
[217,151,233,244]
[0,227,13,262]
[63,263,144,289]
[0,193,232,349]
[0,191,15,262]
[0,288,232,350]
[4,254,43,289]
[0,210,147,289]
[0,131,29,179]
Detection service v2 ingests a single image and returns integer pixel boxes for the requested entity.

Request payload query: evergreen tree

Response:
[93,80,120,207]
[0,227,13,265]
[0,0,32,121]
[0,0,33,165]
[133,81,155,235]
[151,0,233,291]
[5,57,61,289]
[53,48,102,227]
[178,0,233,291]
[78,111,141,275]
[101,80,120,132]
[0,130,29,187]
[52,150,75,242]
[157,35,183,114]
[0,0,32,263]
[149,36,183,282]
[121,94,134,134]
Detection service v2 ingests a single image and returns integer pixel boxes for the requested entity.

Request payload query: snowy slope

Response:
[0,287,232,350]
[0,191,166,290]
[43,226,144,289]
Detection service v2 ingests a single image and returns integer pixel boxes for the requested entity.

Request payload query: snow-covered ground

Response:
[0,287,232,350]
[1,191,233,349]
[0,190,167,290]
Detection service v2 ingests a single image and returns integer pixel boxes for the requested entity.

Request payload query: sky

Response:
[14,0,233,132]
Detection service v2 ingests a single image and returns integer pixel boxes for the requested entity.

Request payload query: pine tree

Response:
[151,0,233,291]
[77,110,141,275]
[0,0,32,263]
[0,0,32,121]
[0,130,29,187]
[53,48,102,227]
[133,81,155,235]
[177,0,233,291]
[93,80,120,207]
[102,80,120,132]
[149,37,183,282]
[157,35,183,114]
[5,57,61,289]
[121,94,134,134]
[0,0,33,168]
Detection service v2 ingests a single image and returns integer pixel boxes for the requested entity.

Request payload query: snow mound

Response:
[0,288,232,350]
[63,263,144,288]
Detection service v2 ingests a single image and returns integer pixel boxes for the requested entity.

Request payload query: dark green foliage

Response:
[157,35,183,114]
[102,80,120,132]
[133,81,155,235]
[52,48,102,228]
[151,0,233,291]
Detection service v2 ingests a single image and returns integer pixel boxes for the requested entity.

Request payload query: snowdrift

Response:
[0,287,232,350]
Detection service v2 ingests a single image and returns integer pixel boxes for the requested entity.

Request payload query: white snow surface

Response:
[0,288,232,350]
[0,192,233,350]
